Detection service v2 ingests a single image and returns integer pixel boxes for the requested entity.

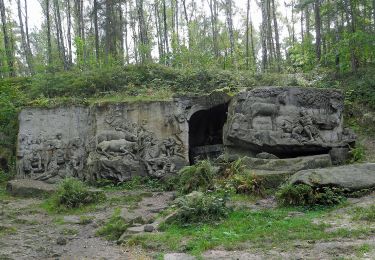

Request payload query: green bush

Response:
[96,208,128,240]
[171,191,230,224]
[276,184,346,206]
[217,159,265,196]
[0,170,13,184]
[276,184,316,206]
[177,160,218,194]
[54,178,105,209]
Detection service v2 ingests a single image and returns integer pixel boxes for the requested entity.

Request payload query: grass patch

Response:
[41,178,105,214]
[0,225,17,237]
[96,208,128,241]
[355,243,372,257]
[352,205,375,222]
[127,207,374,255]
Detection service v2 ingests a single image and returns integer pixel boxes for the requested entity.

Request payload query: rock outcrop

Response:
[290,163,375,190]
[224,87,355,157]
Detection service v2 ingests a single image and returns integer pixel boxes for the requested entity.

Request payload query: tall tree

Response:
[17,0,33,74]
[46,0,53,66]
[314,0,321,60]
[0,0,15,76]
[66,0,73,65]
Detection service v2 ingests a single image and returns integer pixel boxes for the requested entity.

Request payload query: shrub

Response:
[96,208,128,240]
[276,184,346,206]
[54,178,105,209]
[230,173,265,196]
[349,144,366,163]
[276,184,316,206]
[171,191,230,224]
[314,187,346,206]
[177,160,218,194]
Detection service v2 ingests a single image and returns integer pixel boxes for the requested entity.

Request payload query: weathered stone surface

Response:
[224,87,356,157]
[240,154,332,188]
[290,163,375,190]
[329,147,350,165]
[242,154,332,172]
[6,179,56,197]
[16,92,232,183]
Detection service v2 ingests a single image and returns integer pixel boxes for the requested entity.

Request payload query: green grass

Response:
[352,205,375,222]
[96,208,128,241]
[127,207,374,255]
[0,225,17,237]
[355,243,373,257]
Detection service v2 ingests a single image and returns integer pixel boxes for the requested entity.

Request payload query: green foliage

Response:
[52,178,105,209]
[276,184,346,207]
[276,184,316,206]
[170,191,230,224]
[349,144,366,163]
[96,208,128,240]
[177,160,218,194]
[218,159,265,197]
[0,170,13,184]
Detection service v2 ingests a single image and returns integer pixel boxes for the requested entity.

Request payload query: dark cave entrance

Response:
[188,103,228,164]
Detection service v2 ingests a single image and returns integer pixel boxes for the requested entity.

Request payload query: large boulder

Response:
[290,163,375,190]
[6,179,57,197]
[223,87,356,157]
[242,154,332,188]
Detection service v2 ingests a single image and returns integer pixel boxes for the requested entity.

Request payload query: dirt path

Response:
[1,191,375,259]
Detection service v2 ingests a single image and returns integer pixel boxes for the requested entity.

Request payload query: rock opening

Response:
[188,103,228,164]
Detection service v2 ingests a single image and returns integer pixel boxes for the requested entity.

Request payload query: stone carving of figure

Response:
[285,109,323,142]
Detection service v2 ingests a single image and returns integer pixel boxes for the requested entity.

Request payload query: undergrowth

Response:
[42,178,105,213]
[96,208,128,240]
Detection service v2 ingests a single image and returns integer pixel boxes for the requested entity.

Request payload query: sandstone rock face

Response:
[224,87,355,157]
[290,163,375,190]
[16,93,231,183]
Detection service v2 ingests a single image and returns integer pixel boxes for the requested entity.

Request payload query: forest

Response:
[0,0,374,75]
[2,1,375,259]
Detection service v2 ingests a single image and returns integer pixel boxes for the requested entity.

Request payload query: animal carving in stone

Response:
[248,102,280,130]
[96,130,137,144]
[97,139,138,158]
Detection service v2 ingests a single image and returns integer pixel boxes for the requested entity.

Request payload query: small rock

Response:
[63,216,81,224]
[144,225,154,232]
[56,237,67,246]
[127,226,145,234]
[164,253,196,260]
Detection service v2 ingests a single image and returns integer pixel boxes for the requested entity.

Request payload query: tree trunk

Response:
[54,0,67,69]
[66,0,72,66]
[17,0,33,74]
[181,0,191,49]
[261,0,268,71]
[46,0,52,66]
[305,4,310,37]
[124,1,129,64]
[162,0,170,57]
[224,0,235,60]
[0,0,15,76]
[314,0,321,61]
[209,0,219,58]
[246,0,250,68]
[93,0,100,62]
[271,0,281,71]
